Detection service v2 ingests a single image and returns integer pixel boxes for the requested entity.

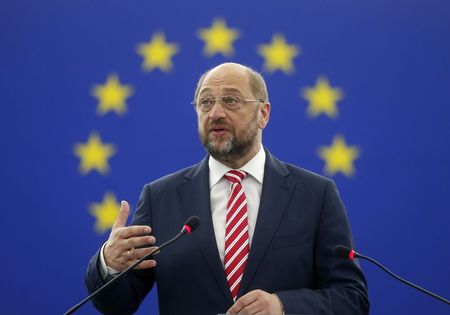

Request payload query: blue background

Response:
[1,0,449,314]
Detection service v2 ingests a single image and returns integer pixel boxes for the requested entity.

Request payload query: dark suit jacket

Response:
[86,149,369,315]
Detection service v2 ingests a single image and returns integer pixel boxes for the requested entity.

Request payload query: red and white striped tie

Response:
[224,170,249,302]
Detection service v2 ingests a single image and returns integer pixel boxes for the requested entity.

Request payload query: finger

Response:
[239,301,263,315]
[123,247,158,270]
[133,259,157,269]
[236,304,262,315]
[118,225,152,239]
[235,291,281,315]
[126,246,158,260]
[227,291,259,314]
[126,235,156,249]
[112,200,130,230]
[228,303,258,315]
[112,235,155,260]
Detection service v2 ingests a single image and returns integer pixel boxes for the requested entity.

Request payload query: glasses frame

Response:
[191,95,265,112]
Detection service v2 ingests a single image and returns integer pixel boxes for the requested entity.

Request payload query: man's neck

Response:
[220,143,262,169]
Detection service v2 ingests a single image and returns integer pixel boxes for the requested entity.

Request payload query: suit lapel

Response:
[238,150,293,296]
[177,157,233,302]
[177,151,293,301]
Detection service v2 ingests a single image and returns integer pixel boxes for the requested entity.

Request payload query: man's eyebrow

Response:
[198,88,212,97]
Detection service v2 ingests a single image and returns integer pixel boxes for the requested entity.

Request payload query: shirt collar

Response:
[209,145,266,188]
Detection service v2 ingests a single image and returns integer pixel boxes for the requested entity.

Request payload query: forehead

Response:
[199,65,252,96]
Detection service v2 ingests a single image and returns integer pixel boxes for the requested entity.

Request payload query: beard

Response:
[199,118,259,164]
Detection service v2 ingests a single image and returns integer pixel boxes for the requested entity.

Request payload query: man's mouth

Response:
[209,126,229,136]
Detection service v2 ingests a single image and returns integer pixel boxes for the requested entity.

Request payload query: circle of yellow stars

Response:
[73,17,361,234]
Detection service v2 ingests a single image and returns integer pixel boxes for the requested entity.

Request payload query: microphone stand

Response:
[64,228,187,315]
[355,251,450,305]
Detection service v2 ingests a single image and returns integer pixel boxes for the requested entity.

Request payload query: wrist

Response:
[272,293,285,315]
[100,242,119,279]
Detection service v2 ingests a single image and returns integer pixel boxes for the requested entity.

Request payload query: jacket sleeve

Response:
[276,180,370,315]
[85,184,156,315]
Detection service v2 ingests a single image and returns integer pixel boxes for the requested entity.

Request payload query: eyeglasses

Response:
[192,95,264,112]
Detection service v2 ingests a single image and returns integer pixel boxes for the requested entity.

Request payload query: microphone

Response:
[181,215,200,235]
[333,245,450,306]
[65,216,201,314]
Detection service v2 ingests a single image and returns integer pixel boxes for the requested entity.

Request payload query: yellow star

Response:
[257,34,300,74]
[302,77,343,118]
[90,192,120,233]
[198,18,240,57]
[318,135,360,177]
[73,132,116,175]
[137,32,179,72]
[92,74,133,115]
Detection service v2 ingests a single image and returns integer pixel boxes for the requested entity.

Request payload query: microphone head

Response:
[183,216,200,233]
[334,245,354,260]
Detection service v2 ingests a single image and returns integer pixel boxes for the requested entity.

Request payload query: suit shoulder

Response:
[283,161,335,189]
[142,161,203,193]
[266,151,335,191]
[281,161,342,202]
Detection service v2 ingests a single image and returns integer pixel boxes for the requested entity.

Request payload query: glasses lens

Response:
[197,97,213,111]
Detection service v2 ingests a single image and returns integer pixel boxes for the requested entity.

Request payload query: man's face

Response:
[196,64,270,164]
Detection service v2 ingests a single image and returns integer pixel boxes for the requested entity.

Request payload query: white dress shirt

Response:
[100,145,266,277]
[209,146,265,264]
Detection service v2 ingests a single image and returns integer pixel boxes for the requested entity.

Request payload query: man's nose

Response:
[209,101,227,120]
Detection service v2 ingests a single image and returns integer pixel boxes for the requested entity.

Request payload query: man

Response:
[86,62,369,314]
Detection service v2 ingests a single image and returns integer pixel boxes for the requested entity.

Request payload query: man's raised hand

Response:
[103,200,157,271]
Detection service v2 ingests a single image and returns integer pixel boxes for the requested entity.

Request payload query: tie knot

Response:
[224,170,246,184]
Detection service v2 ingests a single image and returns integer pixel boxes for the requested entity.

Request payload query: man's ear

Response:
[258,102,270,129]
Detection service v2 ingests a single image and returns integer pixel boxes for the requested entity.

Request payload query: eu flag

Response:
[1,1,449,314]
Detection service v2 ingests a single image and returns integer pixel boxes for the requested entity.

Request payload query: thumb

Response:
[112,200,130,230]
